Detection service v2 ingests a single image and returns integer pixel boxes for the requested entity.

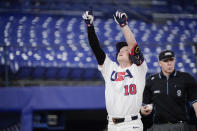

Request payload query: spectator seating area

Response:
[0,12,197,80]
[0,0,197,15]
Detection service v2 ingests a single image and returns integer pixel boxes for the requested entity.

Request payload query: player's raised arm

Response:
[114,10,145,66]
[114,10,136,50]
[82,10,106,66]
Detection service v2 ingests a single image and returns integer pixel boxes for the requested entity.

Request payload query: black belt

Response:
[155,121,184,124]
[112,115,138,124]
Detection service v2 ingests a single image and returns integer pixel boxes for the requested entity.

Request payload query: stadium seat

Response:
[0,12,196,80]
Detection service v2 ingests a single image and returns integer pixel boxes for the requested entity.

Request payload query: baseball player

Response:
[82,10,147,131]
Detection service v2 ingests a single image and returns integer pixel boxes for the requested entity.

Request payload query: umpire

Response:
[141,50,197,131]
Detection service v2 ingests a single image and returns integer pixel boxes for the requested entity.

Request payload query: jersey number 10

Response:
[124,84,137,95]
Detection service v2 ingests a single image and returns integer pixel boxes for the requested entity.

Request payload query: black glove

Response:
[82,10,94,27]
[114,10,128,27]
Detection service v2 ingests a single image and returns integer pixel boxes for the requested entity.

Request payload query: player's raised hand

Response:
[114,10,128,27]
[82,10,94,27]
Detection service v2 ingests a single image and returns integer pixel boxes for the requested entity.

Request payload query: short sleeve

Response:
[98,55,117,80]
[186,73,197,104]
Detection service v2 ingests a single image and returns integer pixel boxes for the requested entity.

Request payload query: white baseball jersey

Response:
[98,55,147,118]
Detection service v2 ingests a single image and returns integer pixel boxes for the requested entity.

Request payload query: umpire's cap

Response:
[116,42,128,53]
[159,50,175,61]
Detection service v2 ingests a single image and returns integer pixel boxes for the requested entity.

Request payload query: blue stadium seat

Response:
[0,13,196,80]
[31,67,46,79]
[56,67,71,80]
[15,67,32,79]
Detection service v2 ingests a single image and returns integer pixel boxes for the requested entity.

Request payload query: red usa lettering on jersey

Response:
[111,69,133,81]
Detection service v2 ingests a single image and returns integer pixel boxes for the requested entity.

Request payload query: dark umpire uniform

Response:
[142,50,197,131]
